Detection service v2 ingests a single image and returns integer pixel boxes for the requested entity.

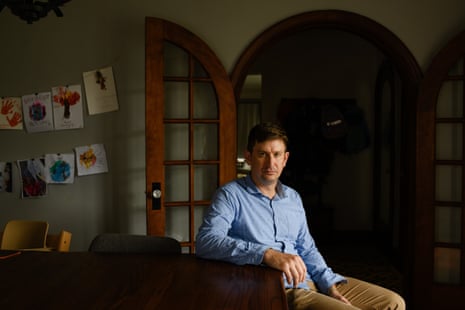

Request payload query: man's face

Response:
[245,138,289,187]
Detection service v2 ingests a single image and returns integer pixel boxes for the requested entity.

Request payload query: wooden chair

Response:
[1,220,49,251]
[46,230,72,252]
[88,233,181,254]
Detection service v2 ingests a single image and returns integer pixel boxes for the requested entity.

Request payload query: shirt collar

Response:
[243,174,287,199]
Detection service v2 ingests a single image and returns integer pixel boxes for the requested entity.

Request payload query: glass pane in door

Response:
[435,206,461,243]
[436,123,463,160]
[193,82,218,119]
[193,58,208,78]
[164,42,188,77]
[194,165,218,201]
[436,81,463,118]
[435,165,462,202]
[165,165,189,202]
[165,82,189,119]
[165,123,189,160]
[448,57,464,75]
[166,206,189,242]
[194,124,218,160]
[434,247,461,284]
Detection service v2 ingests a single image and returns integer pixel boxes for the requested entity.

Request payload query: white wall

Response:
[1,0,465,250]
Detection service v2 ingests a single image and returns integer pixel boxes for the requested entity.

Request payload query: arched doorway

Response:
[415,29,465,310]
[230,10,422,304]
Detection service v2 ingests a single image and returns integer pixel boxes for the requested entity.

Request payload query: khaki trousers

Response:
[286,277,406,310]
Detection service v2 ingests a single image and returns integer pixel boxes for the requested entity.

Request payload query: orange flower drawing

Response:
[79,148,97,169]
[53,87,80,119]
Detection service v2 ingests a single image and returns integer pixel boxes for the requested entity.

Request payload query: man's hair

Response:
[246,122,289,152]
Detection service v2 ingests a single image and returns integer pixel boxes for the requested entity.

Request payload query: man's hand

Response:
[262,249,307,287]
[328,285,351,305]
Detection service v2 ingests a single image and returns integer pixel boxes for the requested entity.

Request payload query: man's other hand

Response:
[263,249,307,287]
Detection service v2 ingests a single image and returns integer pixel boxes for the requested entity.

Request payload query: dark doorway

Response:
[231,10,421,304]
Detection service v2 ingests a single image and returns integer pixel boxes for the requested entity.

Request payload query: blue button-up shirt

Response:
[196,175,346,293]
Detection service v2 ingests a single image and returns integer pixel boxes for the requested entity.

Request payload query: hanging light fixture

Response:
[0,0,71,24]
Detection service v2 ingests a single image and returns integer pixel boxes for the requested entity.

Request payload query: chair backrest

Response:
[46,230,72,252]
[88,233,181,254]
[1,220,49,250]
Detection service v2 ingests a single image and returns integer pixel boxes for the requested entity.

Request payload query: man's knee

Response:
[383,290,406,310]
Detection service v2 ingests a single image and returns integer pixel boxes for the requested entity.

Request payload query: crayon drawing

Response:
[45,153,75,184]
[75,144,109,176]
[22,92,54,133]
[52,85,84,130]
[0,162,13,192]
[83,66,119,115]
[18,158,47,198]
[0,97,23,130]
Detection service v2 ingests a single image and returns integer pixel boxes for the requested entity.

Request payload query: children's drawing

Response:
[0,162,13,192]
[83,66,119,115]
[0,97,23,130]
[18,158,47,198]
[22,92,54,133]
[75,144,109,176]
[52,85,84,130]
[45,153,75,184]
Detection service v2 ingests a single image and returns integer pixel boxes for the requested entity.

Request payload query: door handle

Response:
[151,182,161,210]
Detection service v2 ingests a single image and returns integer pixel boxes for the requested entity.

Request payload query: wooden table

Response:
[0,251,288,309]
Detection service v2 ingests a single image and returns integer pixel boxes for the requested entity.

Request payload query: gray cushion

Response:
[88,233,181,254]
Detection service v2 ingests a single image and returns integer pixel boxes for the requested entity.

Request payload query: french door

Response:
[145,17,236,253]
[415,30,465,309]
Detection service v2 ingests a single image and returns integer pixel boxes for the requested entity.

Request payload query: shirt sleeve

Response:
[296,211,347,294]
[195,187,269,265]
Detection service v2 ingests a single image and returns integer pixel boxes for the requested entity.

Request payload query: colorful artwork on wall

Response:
[0,65,119,198]
[17,158,47,198]
[52,85,84,130]
[0,97,23,130]
[22,92,54,133]
[0,162,13,192]
[44,153,75,184]
[75,144,108,176]
[83,66,119,115]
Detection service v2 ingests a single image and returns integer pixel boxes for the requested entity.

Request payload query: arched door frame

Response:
[415,29,465,310]
[230,9,422,304]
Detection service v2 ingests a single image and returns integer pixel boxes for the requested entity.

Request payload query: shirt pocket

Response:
[277,204,304,242]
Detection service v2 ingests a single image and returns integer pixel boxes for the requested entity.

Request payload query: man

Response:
[196,122,405,310]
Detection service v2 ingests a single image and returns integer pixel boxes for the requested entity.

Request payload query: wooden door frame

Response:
[415,29,465,310]
[230,9,422,306]
[373,60,399,259]
[145,17,237,244]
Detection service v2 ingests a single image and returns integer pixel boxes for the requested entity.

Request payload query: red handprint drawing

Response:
[1,99,22,127]
[7,112,22,127]
[1,99,14,115]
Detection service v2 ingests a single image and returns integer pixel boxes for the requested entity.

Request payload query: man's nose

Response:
[264,155,274,165]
